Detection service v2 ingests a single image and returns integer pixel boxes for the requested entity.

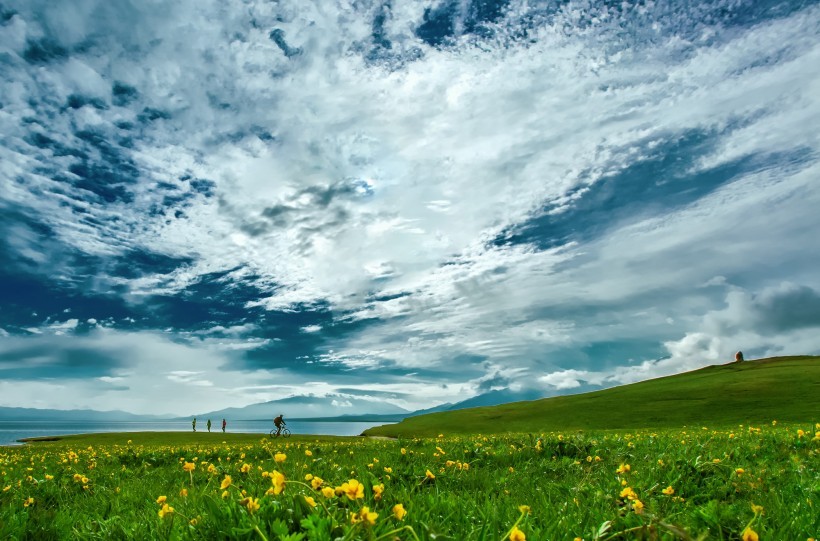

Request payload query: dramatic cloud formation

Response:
[1,0,818,415]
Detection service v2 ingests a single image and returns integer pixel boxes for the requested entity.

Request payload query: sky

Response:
[1,0,819,417]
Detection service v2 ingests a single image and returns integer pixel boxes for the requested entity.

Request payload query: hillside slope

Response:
[363,355,820,437]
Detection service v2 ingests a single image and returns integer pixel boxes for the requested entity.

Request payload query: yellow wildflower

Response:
[632,499,644,513]
[321,486,335,498]
[23,497,35,507]
[305,450,313,456]
[240,463,251,473]
[352,506,378,526]
[180,488,188,497]
[305,473,313,481]
[240,497,260,514]
[73,473,83,482]
[183,462,195,472]
[304,495,317,508]
[311,476,324,490]
[615,464,631,474]
[742,527,759,541]
[662,486,674,496]
[156,495,167,504]
[392,503,407,521]
[274,453,287,463]
[220,475,232,490]
[373,484,384,501]
[158,503,174,518]
[271,470,286,495]
[735,468,745,475]
[425,469,436,480]
[518,505,531,515]
[620,487,638,500]
[401,448,407,455]
[510,525,526,541]
[340,479,364,500]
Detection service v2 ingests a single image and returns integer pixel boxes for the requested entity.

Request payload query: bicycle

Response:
[269,426,291,438]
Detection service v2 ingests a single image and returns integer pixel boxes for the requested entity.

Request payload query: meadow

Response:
[1,423,817,540]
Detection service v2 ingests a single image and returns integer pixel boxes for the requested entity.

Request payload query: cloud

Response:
[1,1,819,413]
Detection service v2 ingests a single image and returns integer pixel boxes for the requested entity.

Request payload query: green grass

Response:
[1,424,817,540]
[364,356,820,438]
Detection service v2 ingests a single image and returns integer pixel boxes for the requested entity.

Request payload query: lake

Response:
[0,419,390,446]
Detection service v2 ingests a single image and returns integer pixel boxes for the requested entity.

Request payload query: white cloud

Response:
[1,1,819,410]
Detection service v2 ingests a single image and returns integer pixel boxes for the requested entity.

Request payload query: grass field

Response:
[364,356,820,438]
[1,424,817,540]
[1,356,817,540]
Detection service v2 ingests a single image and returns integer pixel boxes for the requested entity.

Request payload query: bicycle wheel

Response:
[269,429,277,438]
[282,428,291,438]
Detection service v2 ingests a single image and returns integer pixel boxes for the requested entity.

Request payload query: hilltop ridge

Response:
[363,355,820,437]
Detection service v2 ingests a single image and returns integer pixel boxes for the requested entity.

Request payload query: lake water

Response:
[0,419,391,446]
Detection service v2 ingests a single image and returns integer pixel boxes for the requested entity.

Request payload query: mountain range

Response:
[0,388,547,422]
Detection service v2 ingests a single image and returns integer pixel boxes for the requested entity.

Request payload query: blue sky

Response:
[1,0,819,416]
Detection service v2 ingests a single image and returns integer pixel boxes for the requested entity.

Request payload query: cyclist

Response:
[273,414,286,436]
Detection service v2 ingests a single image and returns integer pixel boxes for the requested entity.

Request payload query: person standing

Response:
[207,419,212,433]
[192,417,197,432]
[222,418,226,433]
[735,351,744,362]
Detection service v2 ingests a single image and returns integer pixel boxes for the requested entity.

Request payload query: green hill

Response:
[363,355,820,437]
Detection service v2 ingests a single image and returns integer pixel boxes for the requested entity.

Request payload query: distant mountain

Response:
[442,389,546,411]
[0,406,171,422]
[194,394,411,420]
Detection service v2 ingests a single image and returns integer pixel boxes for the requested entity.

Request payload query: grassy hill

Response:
[363,355,820,437]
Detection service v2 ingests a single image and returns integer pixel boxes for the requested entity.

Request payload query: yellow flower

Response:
[305,450,313,456]
[23,497,35,507]
[304,495,317,508]
[518,505,531,515]
[632,499,644,513]
[615,464,631,474]
[321,486,335,498]
[240,463,251,473]
[797,429,805,438]
[662,486,674,496]
[241,497,260,514]
[340,479,364,500]
[44,474,53,481]
[183,462,195,472]
[425,469,436,480]
[508,467,515,473]
[305,473,313,481]
[220,475,232,490]
[180,488,188,497]
[742,527,759,541]
[352,506,378,526]
[270,470,286,495]
[401,448,407,455]
[221,490,229,499]
[73,473,83,482]
[735,468,745,475]
[620,487,638,500]
[156,495,167,504]
[392,503,407,521]
[81,477,89,484]
[510,525,526,541]
[158,503,174,518]
[311,476,324,490]
[751,502,764,514]
[373,484,384,500]
[274,453,287,463]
